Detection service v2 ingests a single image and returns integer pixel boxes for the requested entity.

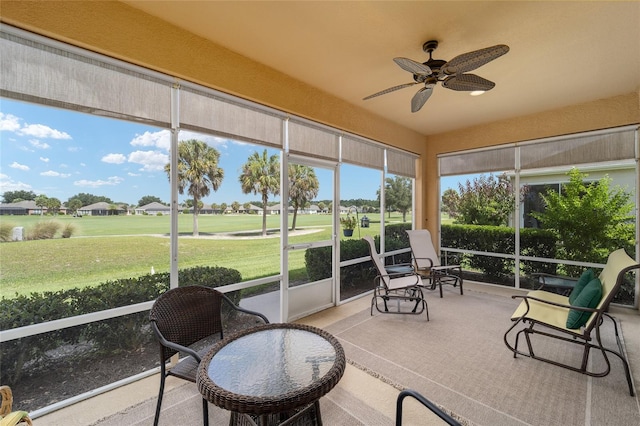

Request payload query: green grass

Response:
[0,212,410,297]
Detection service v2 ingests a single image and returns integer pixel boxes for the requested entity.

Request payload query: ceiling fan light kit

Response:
[364,40,509,112]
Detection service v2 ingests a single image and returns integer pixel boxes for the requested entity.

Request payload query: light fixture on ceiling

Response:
[470,90,485,96]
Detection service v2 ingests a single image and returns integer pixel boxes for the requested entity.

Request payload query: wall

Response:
[424,92,640,236]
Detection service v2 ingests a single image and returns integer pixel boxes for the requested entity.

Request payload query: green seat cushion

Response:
[566,277,602,329]
[568,269,595,304]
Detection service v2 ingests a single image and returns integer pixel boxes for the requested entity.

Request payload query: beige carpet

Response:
[324,289,640,426]
[91,289,640,426]
[90,373,392,425]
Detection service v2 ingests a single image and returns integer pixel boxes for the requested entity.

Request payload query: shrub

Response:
[61,223,76,238]
[26,220,61,240]
[0,265,242,385]
[0,222,15,242]
[441,224,557,279]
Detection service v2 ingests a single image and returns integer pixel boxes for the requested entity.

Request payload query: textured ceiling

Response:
[124,1,640,136]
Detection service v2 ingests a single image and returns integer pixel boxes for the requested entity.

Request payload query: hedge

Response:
[441,224,558,278]
[306,222,412,283]
[0,265,241,385]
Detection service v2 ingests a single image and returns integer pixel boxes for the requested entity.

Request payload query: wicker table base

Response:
[229,400,321,426]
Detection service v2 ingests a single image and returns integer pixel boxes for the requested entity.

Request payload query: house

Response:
[77,202,126,216]
[135,202,170,215]
[0,200,41,215]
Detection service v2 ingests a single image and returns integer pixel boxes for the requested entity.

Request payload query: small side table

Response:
[197,323,345,426]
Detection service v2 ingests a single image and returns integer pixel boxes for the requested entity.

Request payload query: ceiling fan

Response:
[363,40,509,113]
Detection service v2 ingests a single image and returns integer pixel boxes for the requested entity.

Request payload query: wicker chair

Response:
[0,386,32,426]
[149,286,269,426]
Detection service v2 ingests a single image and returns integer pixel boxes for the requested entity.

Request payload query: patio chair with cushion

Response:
[364,236,428,318]
[406,229,463,297]
[149,285,269,426]
[504,248,639,396]
[0,386,32,426]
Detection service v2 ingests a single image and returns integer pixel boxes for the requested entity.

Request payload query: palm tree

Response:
[288,164,319,231]
[165,139,224,236]
[239,149,280,236]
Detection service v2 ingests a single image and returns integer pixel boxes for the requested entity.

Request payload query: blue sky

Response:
[1,99,384,206]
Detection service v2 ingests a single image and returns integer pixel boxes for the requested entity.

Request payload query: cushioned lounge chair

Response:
[504,249,639,396]
[406,229,463,297]
[363,236,428,318]
[149,286,269,426]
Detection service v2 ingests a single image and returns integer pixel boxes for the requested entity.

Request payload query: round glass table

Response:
[197,323,345,426]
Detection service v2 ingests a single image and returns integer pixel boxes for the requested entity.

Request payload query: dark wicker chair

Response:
[149,285,269,426]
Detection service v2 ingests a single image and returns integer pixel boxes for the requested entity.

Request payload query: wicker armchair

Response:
[149,286,269,426]
[0,386,32,426]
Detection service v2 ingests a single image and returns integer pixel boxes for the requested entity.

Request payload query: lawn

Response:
[0,212,409,297]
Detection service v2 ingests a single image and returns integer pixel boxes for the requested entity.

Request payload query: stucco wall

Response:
[423,92,640,234]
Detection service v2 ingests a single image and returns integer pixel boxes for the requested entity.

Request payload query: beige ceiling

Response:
[123,1,640,137]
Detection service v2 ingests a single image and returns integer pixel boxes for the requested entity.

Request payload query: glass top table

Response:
[197,323,345,424]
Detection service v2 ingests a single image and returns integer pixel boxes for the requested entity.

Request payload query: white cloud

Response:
[10,162,30,171]
[19,123,71,140]
[29,139,50,149]
[102,153,127,164]
[129,130,224,152]
[0,113,72,143]
[40,157,50,163]
[41,170,71,178]
[128,172,141,177]
[128,150,168,172]
[0,113,21,132]
[130,130,171,150]
[0,173,32,192]
[180,131,227,148]
[74,176,124,188]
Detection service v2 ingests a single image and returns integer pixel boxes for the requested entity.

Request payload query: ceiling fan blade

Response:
[442,74,496,91]
[442,44,509,75]
[411,86,433,113]
[363,82,417,100]
[393,57,432,76]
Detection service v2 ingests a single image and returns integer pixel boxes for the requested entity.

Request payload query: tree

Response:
[288,164,319,230]
[381,176,412,222]
[165,139,224,236]
[67,193,113,208]
[455,173,515,226]
[441,188,460,217]
[2,190,36,203]
[34,194,48,216]
[232,201,240,213]
[239,150,280,236]
[67,199,82,215]
[46,197,61,215]
[220,202,228,214]
[531,168,634,274]
[138,195,163,207]
[318,201,326,213]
